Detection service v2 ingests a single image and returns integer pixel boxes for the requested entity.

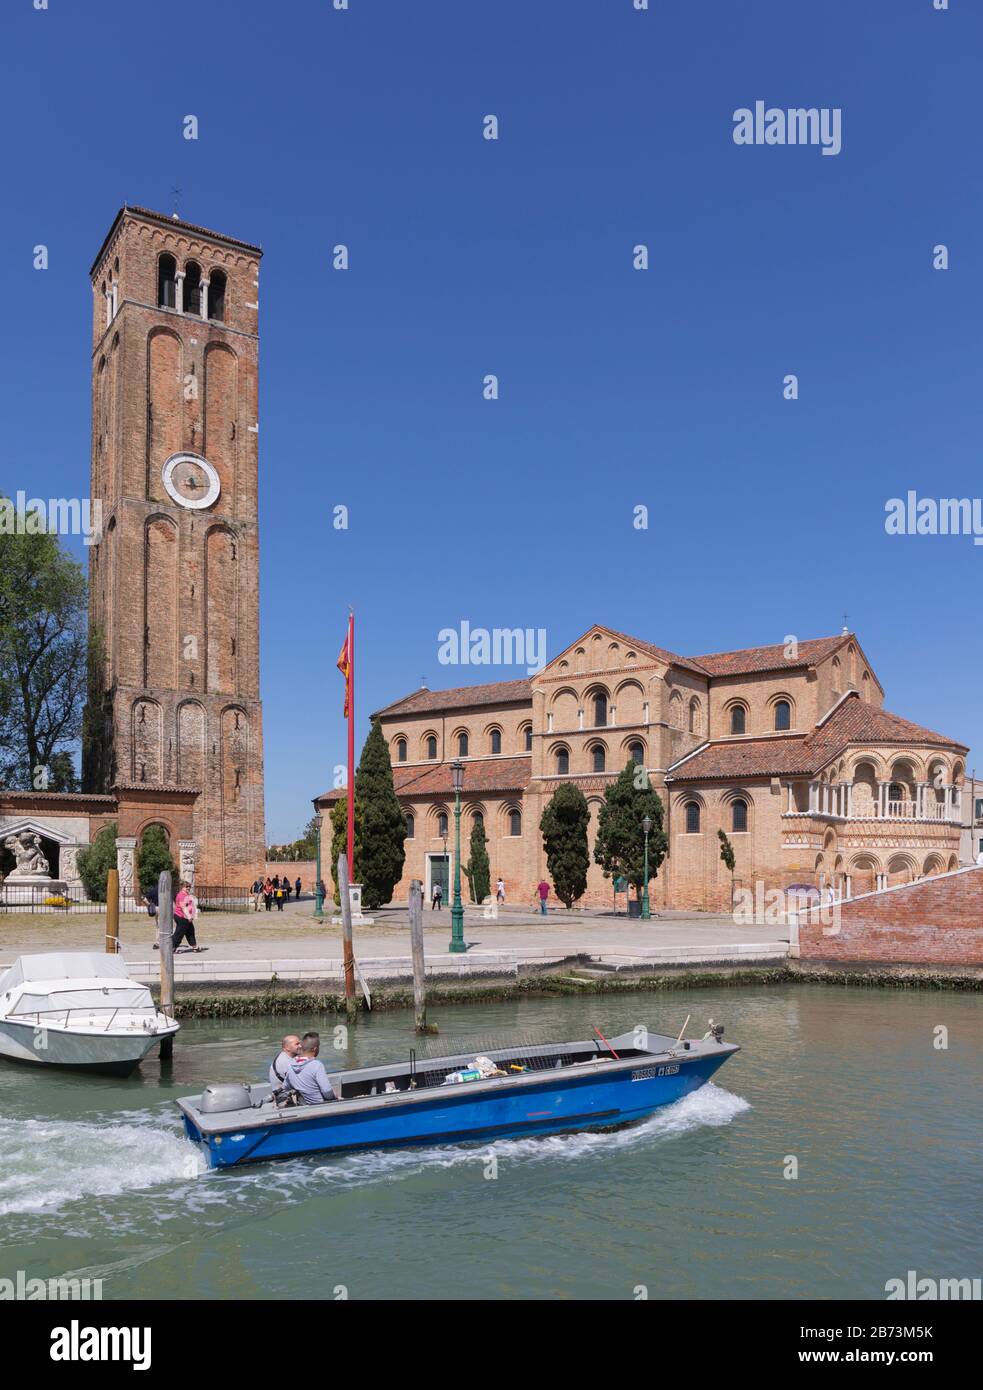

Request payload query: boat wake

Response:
[0,1114,202,1218]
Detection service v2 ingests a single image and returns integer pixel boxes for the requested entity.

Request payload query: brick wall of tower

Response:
[86,209,266,886]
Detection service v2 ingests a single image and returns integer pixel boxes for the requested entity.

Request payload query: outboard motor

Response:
[199,1082,255,1113]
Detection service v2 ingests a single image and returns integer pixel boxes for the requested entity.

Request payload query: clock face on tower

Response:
[162,452,221,510]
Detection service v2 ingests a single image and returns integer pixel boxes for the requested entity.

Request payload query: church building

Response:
[317,626,969,911]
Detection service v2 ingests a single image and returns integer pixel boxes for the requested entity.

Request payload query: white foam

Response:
[0,1116,203,1216]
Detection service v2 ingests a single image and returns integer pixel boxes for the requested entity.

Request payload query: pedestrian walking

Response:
[295,876,302,901]
[263,876,274,912]
[172,880,201,951]
[431,881,443,910]
[275,880,285,911]
[537,879,550,915]
[251,877,263,912]
[495,877,505,904]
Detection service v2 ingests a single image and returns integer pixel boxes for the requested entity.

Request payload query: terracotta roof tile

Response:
[667,695,966,782]
[316,756,532,803]
[373,679,532,718]
[687,634,848,677]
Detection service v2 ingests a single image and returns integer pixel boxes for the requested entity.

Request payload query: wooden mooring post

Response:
[105,869,119,953]
[409,878,436,1034]
[157,869,175,1060]
[337,853,358,1023]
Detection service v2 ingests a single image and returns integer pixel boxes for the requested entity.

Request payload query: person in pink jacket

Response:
[172,881,201,952]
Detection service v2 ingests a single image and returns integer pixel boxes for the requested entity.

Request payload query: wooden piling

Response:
[408,878,431,1034]
[337,853,357,1021]
[157,869,175,1060]
[105,869,119,953]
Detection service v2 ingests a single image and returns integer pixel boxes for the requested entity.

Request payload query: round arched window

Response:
[685,802,701,834]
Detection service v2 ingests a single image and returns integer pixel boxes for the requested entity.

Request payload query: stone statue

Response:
[4,831,50,879]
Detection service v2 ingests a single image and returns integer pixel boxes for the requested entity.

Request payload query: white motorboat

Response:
[0,952,179,1075]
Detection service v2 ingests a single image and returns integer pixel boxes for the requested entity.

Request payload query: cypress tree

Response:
[136,825,177,894]
[465,818,491,903]
[540,782,590,908]
[593,763,668,905]
[353,718,407,909]
[76,821,118,903]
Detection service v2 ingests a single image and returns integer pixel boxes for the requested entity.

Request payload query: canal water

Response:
[1,986,980,1301]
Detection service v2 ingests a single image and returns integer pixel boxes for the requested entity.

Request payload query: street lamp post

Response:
[449,759,466,953]
[641,814,652,921]
[313,814,324,920]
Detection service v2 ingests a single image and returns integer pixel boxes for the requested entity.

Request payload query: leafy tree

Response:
[465,818,491,904]
[354,719,407,909]
[328,795,363,907]
[0,508,88,791]
[137,825,177,894]
[77,821,118,903]
[717,829,736,906]
[540,782,590,907]
[593,763,668,904]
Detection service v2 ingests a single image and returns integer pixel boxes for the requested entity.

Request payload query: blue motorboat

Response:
[177,1023,740,1169]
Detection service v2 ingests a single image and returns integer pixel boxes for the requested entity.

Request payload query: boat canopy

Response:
[0,952,134,990]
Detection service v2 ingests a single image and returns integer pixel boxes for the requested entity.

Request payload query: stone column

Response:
[786,781,794,814]
[178,839,197,888]
[60,845,81,887]
[174,269,185,313]
[877,781,889,817]
[115,836,137,904]
[200,278,210,319]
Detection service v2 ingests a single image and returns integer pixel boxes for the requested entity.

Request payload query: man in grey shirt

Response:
[269,1034,301,1092]
[284,1033,336,1105]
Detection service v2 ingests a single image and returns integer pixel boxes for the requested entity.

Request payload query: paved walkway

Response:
[0,897,790,986]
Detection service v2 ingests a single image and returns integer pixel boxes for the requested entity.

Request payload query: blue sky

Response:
[3,0,981,841]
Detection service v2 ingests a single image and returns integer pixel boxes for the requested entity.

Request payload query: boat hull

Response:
[0,1018,177,1076]
[184,1049,734,1169]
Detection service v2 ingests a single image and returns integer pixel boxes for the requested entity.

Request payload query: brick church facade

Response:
[318,626,969,911]
[82,206,266,887]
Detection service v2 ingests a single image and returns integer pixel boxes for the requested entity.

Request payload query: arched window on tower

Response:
[774,700,791,731]
[184,262,202,316]
[732,798,748,833]
[208,269,227,322]
[157,254,177,309]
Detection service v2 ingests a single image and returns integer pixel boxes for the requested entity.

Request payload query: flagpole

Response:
[347,610,355,875]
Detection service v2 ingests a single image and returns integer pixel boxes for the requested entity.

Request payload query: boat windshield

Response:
[11,986,154,1016]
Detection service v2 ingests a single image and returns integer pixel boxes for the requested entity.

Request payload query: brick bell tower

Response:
[84,206,265,886]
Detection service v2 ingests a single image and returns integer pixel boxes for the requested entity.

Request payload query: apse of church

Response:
[83,207,266,886]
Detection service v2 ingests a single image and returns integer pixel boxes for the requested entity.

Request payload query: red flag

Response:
[337,623,352,718]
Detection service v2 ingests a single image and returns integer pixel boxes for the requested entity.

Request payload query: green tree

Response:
[329,792,364,907]
[465,818,491,904]
[137,825,177,894]
[717,829,736,906]
[76,821,118,903]
[354,719,407,909]
[540,782,590,908]
[593,763,668,905]
[0,506,88,791]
